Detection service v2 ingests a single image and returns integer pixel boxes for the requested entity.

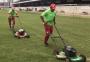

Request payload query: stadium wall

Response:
[56,5,90,16]
[15,5,90,16]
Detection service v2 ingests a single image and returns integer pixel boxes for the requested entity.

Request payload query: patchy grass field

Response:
[0,9,90,62]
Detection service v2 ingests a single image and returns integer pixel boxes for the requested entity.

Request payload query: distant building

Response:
[12,0,90,7]
[0,2,9,7]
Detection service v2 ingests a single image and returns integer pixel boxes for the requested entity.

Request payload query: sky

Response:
[0,0,19,2]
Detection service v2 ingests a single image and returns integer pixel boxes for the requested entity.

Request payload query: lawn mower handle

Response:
[54,25,67,47]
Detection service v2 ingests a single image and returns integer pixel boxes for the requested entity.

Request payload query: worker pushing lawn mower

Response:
[40,3,56,46]
[14,16,30,39]
[8,7,30,39]
[51,25,86,62]
[40,3,86,62]
[8,7,18,29]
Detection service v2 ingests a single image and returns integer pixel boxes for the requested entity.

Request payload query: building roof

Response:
[13,0,40,4]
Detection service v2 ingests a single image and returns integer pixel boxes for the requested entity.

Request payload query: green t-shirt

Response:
[8,9,17,16]
[41,8,56,25]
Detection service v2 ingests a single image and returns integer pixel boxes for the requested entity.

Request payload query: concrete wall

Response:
[56,5,90,15]
[14,5,90,16]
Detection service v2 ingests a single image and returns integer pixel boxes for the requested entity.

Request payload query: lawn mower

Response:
[14,28,30,39]
[10,17,30,39]
[51,25,86,62]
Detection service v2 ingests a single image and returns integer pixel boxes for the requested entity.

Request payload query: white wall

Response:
[14,5,90,15]
[56,5,90,15]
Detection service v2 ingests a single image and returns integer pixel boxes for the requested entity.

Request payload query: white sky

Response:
[0,0,19,2]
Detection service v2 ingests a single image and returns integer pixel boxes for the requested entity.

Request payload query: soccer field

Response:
[0,9,90,62]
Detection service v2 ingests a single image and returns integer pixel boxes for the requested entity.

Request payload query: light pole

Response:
[7,0,13,7]
[7,0,10,7]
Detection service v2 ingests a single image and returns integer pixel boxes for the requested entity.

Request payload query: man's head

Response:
[50,3,56,11]
[11,7,15,11]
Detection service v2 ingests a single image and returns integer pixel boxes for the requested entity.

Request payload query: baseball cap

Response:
[50,3,56,10]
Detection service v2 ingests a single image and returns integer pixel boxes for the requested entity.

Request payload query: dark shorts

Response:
[8,16,15,21]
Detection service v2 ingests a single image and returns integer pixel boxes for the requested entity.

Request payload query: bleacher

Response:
[12,0,90,16]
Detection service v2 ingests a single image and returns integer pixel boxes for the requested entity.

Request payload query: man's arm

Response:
[40,9,48,25]
[40,16,45,24]
[15,11,19,17]
[8,9,12,17]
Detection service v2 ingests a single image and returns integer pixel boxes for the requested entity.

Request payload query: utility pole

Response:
[7,0,10,7]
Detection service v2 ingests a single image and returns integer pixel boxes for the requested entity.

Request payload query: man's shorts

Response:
[8,16,15,21]
[44,24,53,34]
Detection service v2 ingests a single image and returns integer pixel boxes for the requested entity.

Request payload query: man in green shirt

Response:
[40,3,56,46]
[8,7,18,29]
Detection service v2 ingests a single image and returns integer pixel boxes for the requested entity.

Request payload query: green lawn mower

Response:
[56,46,86,62]
[53,25,86,62]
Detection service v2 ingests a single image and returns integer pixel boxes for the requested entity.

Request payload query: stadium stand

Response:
[11,0,90,16]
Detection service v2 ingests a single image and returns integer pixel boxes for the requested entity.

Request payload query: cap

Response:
[50,3,56,10]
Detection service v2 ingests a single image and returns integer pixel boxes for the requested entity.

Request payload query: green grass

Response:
[0,9,90,62]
